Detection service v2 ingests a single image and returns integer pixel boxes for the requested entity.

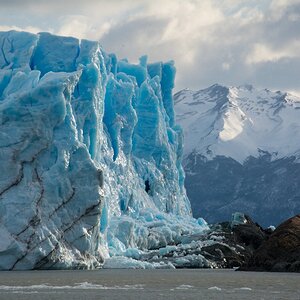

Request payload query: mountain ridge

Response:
[175,84,300,163]
[175,84,300,226]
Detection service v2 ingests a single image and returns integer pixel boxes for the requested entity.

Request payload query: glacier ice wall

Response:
[0,31,195,270]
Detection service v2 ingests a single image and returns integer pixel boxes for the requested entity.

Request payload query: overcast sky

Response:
[0,0,300,94]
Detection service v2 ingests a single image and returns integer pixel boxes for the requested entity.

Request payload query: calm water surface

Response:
[0,269,299,300]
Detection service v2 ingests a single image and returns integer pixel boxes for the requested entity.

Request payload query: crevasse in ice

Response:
[0,31,205,270]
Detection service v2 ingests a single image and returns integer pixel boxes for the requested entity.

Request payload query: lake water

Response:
[0,269,299,300]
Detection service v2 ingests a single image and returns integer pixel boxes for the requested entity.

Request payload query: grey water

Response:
[0,269,299,300]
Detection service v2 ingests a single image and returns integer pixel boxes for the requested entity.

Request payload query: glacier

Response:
[0,30,207,270]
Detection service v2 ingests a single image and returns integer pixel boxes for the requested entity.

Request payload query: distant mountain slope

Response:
[175,84,300,226]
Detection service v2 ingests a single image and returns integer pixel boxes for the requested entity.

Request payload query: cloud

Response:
[98,0,300,92]
[0,0,299,94]
[246,41,300,64]
[56,15,112,40]
[0,25,41,33]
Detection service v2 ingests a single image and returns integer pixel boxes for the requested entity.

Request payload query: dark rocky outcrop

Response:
[136,214,300,271]
[242,215,300,272]
[201,214,271,268]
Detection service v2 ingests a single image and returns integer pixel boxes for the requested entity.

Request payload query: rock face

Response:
[174,84,300,227]
[244,215,300,272]
[0,31,199,270]
[199,213,271,268]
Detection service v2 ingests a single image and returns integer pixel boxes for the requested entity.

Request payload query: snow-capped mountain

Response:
[175,84,300,226]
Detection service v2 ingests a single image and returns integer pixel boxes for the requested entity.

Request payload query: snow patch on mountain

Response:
[175,84,300,163]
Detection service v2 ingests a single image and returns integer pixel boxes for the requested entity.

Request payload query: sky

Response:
[0,0,300,94]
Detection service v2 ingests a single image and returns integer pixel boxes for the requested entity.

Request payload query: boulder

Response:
[201,214,270,268]
[243,215,300,272]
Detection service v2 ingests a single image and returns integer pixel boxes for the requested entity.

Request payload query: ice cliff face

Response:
[0,31,197,270]
[175,84,300,227]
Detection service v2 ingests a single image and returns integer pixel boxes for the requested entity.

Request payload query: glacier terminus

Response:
[0,31,210,270]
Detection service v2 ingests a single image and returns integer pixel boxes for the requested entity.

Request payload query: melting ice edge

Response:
[0,31,208,270]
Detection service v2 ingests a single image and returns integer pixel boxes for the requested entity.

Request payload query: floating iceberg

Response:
[0,31,206,270]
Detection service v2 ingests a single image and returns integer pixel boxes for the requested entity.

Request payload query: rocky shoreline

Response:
[130,213,300,272]
[206,213,300,272]
[105,213,300,272]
